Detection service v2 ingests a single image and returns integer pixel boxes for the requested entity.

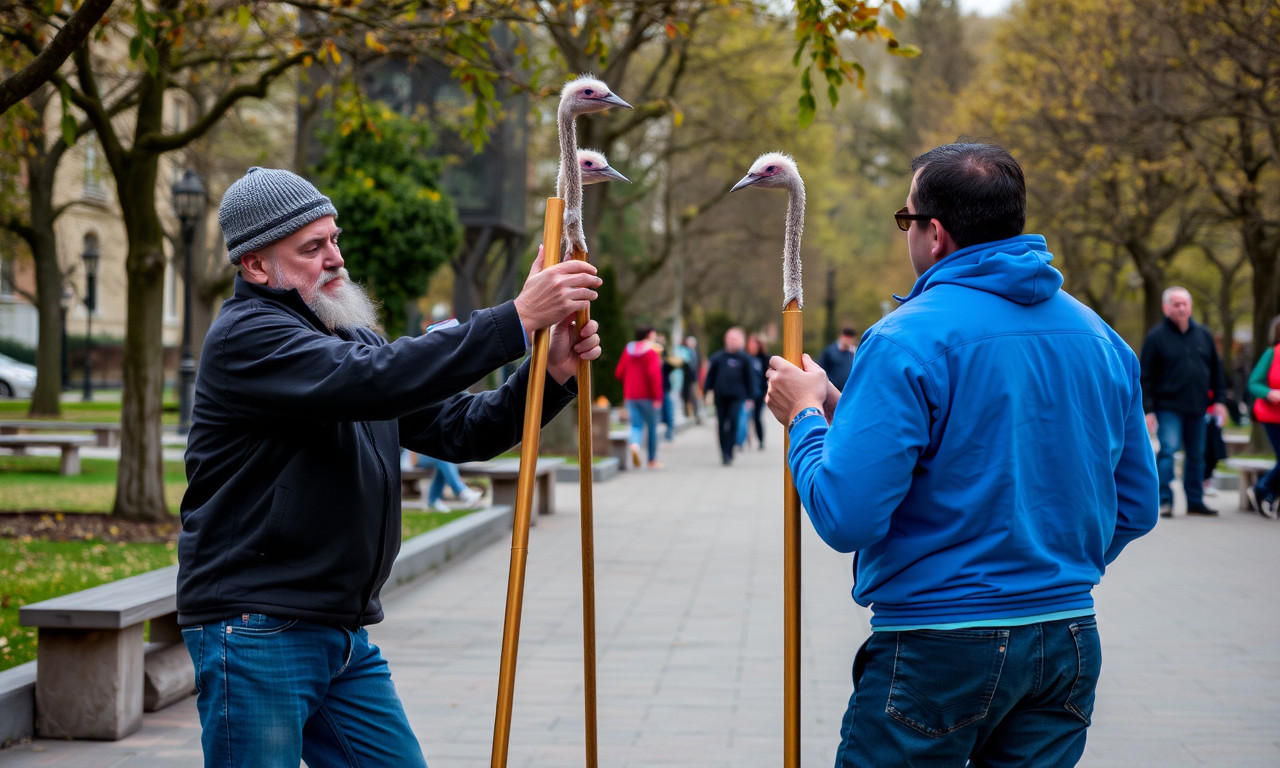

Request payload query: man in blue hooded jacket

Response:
[764,143,1158,767]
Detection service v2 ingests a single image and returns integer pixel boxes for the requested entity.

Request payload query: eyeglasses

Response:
[895,207,935,232]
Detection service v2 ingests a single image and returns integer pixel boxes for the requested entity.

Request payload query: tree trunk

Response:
[27,169,63,417]
[111,162,170,523]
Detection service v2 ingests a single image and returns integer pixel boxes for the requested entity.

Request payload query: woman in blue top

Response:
[1246,315,1280,518]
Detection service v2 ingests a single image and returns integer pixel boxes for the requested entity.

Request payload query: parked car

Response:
[0,352,37,398]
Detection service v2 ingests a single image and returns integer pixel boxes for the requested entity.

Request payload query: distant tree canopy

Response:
[313,98,461,339]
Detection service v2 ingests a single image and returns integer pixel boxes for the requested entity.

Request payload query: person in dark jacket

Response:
[178,167,602,767]
[817,326,858,391]
[703,327,758,465]
[1139,287,1229,517]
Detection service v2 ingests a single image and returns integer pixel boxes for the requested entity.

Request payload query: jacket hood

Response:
[895,235,1063,306]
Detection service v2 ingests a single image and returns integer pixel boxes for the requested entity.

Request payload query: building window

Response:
[84,141,105,197]
[0,257,14,298]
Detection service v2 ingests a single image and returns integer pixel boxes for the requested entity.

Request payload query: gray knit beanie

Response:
[219,167,338,265]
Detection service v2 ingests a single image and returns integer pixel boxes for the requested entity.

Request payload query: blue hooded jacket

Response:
[789,235,1159,628]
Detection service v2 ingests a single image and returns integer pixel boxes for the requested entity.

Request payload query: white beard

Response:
[275,264,381,331]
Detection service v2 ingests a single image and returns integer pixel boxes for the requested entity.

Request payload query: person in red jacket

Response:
[615,325,665,468]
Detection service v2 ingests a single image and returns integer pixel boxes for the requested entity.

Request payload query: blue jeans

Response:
[1154,410,1207,507]
[1260,422,1280,499]
[182,614,426,768]
[835,617,1100,767]
[626,399,659,462]
[416,454,466,504]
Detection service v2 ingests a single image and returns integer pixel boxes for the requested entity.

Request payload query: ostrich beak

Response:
[599,166,631,184]
[730,173,762,192]
[599,93,632,110]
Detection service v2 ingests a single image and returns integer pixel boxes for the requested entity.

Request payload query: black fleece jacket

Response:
[1138,317,1226,415]
[177,276,574,628]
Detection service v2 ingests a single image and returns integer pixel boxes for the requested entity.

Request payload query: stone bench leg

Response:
[1239,468,1261,511]
[36,625,144,740]
[536,472,554,516]
[58,446,81,476]
[609,440,629,471]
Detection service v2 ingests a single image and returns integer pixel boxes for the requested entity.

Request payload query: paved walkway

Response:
[3,416,1278,766]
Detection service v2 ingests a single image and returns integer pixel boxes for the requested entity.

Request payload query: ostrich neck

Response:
[783,177,806,309]
[557,104,585,251]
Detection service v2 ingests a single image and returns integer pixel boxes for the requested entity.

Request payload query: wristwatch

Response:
[788,406,824,432]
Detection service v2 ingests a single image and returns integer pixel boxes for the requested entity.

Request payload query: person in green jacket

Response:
[1246,315,1280,519]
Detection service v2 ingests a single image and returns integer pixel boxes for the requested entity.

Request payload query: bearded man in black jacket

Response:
[178,167,602,767]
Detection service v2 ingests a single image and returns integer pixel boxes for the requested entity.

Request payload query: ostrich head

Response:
[731,151,806,309]
[559,76,632,117]
[730,152,800,192]
[579,149,630,185]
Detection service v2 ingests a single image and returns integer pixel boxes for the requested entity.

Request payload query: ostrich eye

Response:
[585,161,595,167]
[584,89,595,96]
[766,166,776,173]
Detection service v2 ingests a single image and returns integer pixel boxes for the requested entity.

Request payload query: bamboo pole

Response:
[571,246,600,768]
[782,301,803,768]
[491,197,565,768]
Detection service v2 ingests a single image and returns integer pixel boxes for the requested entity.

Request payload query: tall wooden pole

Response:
[782,301,803,768]
[572,245,600,768]
[491,198,564,768]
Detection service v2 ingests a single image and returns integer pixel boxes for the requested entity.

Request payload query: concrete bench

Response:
[1223,433,1249,457]
[18,564,191,740]
[0,434,95,475]
[608,429,633,471]
[1225,457,1275,511]
[458,457,565,517]
[0,420,122,448]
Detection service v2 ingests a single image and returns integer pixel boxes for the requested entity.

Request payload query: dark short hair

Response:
[841,326,858,337]
[634,325,654,342]
[910,143,1025,250]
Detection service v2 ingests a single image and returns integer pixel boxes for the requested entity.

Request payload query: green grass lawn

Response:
[0,455,187,513]
[0,396,179,425]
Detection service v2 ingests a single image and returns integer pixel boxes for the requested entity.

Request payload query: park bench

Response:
[1223,433,1249,457]
[457,457,564,517]
[1224,457,1275,512]
[0,420,122,448]
[608,429,633,471]
[0,434,95,475]
[18,564,191,740]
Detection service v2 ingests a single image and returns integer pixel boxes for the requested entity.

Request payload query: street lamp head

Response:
[81,234,101,277]
[171,169,207,224]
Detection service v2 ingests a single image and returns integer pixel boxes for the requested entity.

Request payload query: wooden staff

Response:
[731,152,806,768]
[782,302,803,768]
[491,197,564,768]
[571,245,600,768]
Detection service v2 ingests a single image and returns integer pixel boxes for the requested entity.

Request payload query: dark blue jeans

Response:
[1154,410,1207,507]
[835,617,1101,767]
[1260,422,1280,499]
[182,613,427,768]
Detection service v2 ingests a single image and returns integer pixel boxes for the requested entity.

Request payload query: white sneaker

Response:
[458,488,483,507]
[430,500,451,513]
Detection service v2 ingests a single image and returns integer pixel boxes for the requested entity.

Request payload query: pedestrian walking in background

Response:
[1246,315,1280,519]
[745,334,769,450]
[704,327,758,466]
[1139,287,1229,517]
[404,451,484,513]
[677,335,704,424]
[818,326,858,391]
[765,142,1158,767]
[614,325,664,468]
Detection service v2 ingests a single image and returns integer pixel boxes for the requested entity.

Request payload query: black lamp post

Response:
[60,285,73,390]
[171,169,205,435]
[81,237,100,402]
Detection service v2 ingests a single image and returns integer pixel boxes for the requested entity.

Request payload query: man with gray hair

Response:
[1139,286,1229,517]
[177,167,602,766]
